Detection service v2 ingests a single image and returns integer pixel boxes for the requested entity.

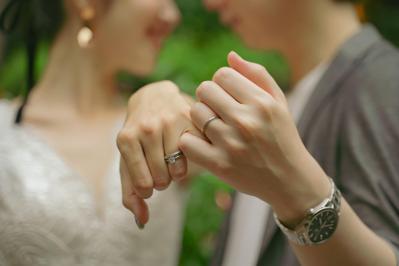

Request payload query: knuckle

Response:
[138,121,159,136]
[135,179,153,192]
[146,80,178,93]
[270,101,283,114]
[122,197,131,210]
[213,67,232,82]
[202,80,214,87]
[161,114,177,129]
[225,139,247,156]
[154,178,171,191]
[248,120,263,133]
[253,64,267,76]
[117,130,136,150]
[116,131,129,145]
[196,81,213,100]
[136,186,154,199]
[252,96,267,108]
[231,116,249,130]
[133,174,154,193]
[230,115,244,129]
[253,98,271,116]
[127,94,136,107]
[159,80,179,91]
[232,116,262,137]
[150,167,171,188]
[258,99,280,121]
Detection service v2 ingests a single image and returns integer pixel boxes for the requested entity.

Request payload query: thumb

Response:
[227,51,285,102]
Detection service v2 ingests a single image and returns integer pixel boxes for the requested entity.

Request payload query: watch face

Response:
[308,209,338,244]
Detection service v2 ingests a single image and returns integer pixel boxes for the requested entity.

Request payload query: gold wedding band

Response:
[202,116,219,135]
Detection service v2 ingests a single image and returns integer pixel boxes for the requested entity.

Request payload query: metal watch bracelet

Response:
[273,178,342,246]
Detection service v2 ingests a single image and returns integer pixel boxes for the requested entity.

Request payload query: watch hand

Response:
[321,219,328,228]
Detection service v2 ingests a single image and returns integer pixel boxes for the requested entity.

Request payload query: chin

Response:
[135,49,160,77]
[134,66,155,77]
[127,61,156,77]
[241,37,266,51]
[239,33,275,51]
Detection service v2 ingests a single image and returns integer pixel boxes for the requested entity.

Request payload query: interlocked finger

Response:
[190,102,230,144]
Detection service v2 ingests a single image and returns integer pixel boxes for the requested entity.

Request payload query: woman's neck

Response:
[28,23,123,120]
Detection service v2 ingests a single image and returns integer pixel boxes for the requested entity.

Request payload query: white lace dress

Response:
[0,100,186,266]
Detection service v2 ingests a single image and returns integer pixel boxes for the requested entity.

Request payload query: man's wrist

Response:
[271,173,331,229]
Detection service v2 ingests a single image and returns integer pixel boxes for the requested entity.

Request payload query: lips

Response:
[228,17,241,29]
[146,23,170,49]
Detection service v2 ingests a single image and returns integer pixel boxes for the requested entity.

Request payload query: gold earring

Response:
[77,7,95,48]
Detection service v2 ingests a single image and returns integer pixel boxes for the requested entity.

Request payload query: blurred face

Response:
[203,0,307,50]
[93,0,180,76]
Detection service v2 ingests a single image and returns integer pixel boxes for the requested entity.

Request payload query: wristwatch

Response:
[274,178,342,245]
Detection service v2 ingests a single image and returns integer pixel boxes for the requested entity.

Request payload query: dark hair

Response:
[0,0,65,124]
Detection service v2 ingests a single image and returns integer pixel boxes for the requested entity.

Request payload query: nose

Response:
[160,1,181,31]
[203,0,228,11]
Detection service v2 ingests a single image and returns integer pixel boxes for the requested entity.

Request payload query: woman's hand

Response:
[117,81,199,226]
[179,52,331,225]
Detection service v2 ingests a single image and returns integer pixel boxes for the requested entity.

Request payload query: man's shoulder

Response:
[341,39,399,110]
[359,38,399,82]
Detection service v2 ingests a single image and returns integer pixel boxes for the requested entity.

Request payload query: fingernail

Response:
[230,50,241,59]
[135,216,145,230]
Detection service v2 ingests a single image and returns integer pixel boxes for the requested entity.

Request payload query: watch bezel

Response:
[307,207,339,244]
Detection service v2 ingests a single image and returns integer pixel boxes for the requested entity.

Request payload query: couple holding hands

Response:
[0,0,398,265]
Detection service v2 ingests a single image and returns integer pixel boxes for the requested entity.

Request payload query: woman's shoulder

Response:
[0,99,18,132]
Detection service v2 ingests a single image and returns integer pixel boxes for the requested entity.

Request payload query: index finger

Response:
[212,66,273,105]
[117,130,154,199]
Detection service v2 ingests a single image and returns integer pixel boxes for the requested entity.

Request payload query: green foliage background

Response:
[0,1,398,265]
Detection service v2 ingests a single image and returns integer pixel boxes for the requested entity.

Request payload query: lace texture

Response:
[0,101,186,266]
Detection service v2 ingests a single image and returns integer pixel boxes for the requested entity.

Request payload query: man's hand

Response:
[179,52,331,225]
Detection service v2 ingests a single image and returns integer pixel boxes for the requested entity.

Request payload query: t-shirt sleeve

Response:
[338,76,399,258]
